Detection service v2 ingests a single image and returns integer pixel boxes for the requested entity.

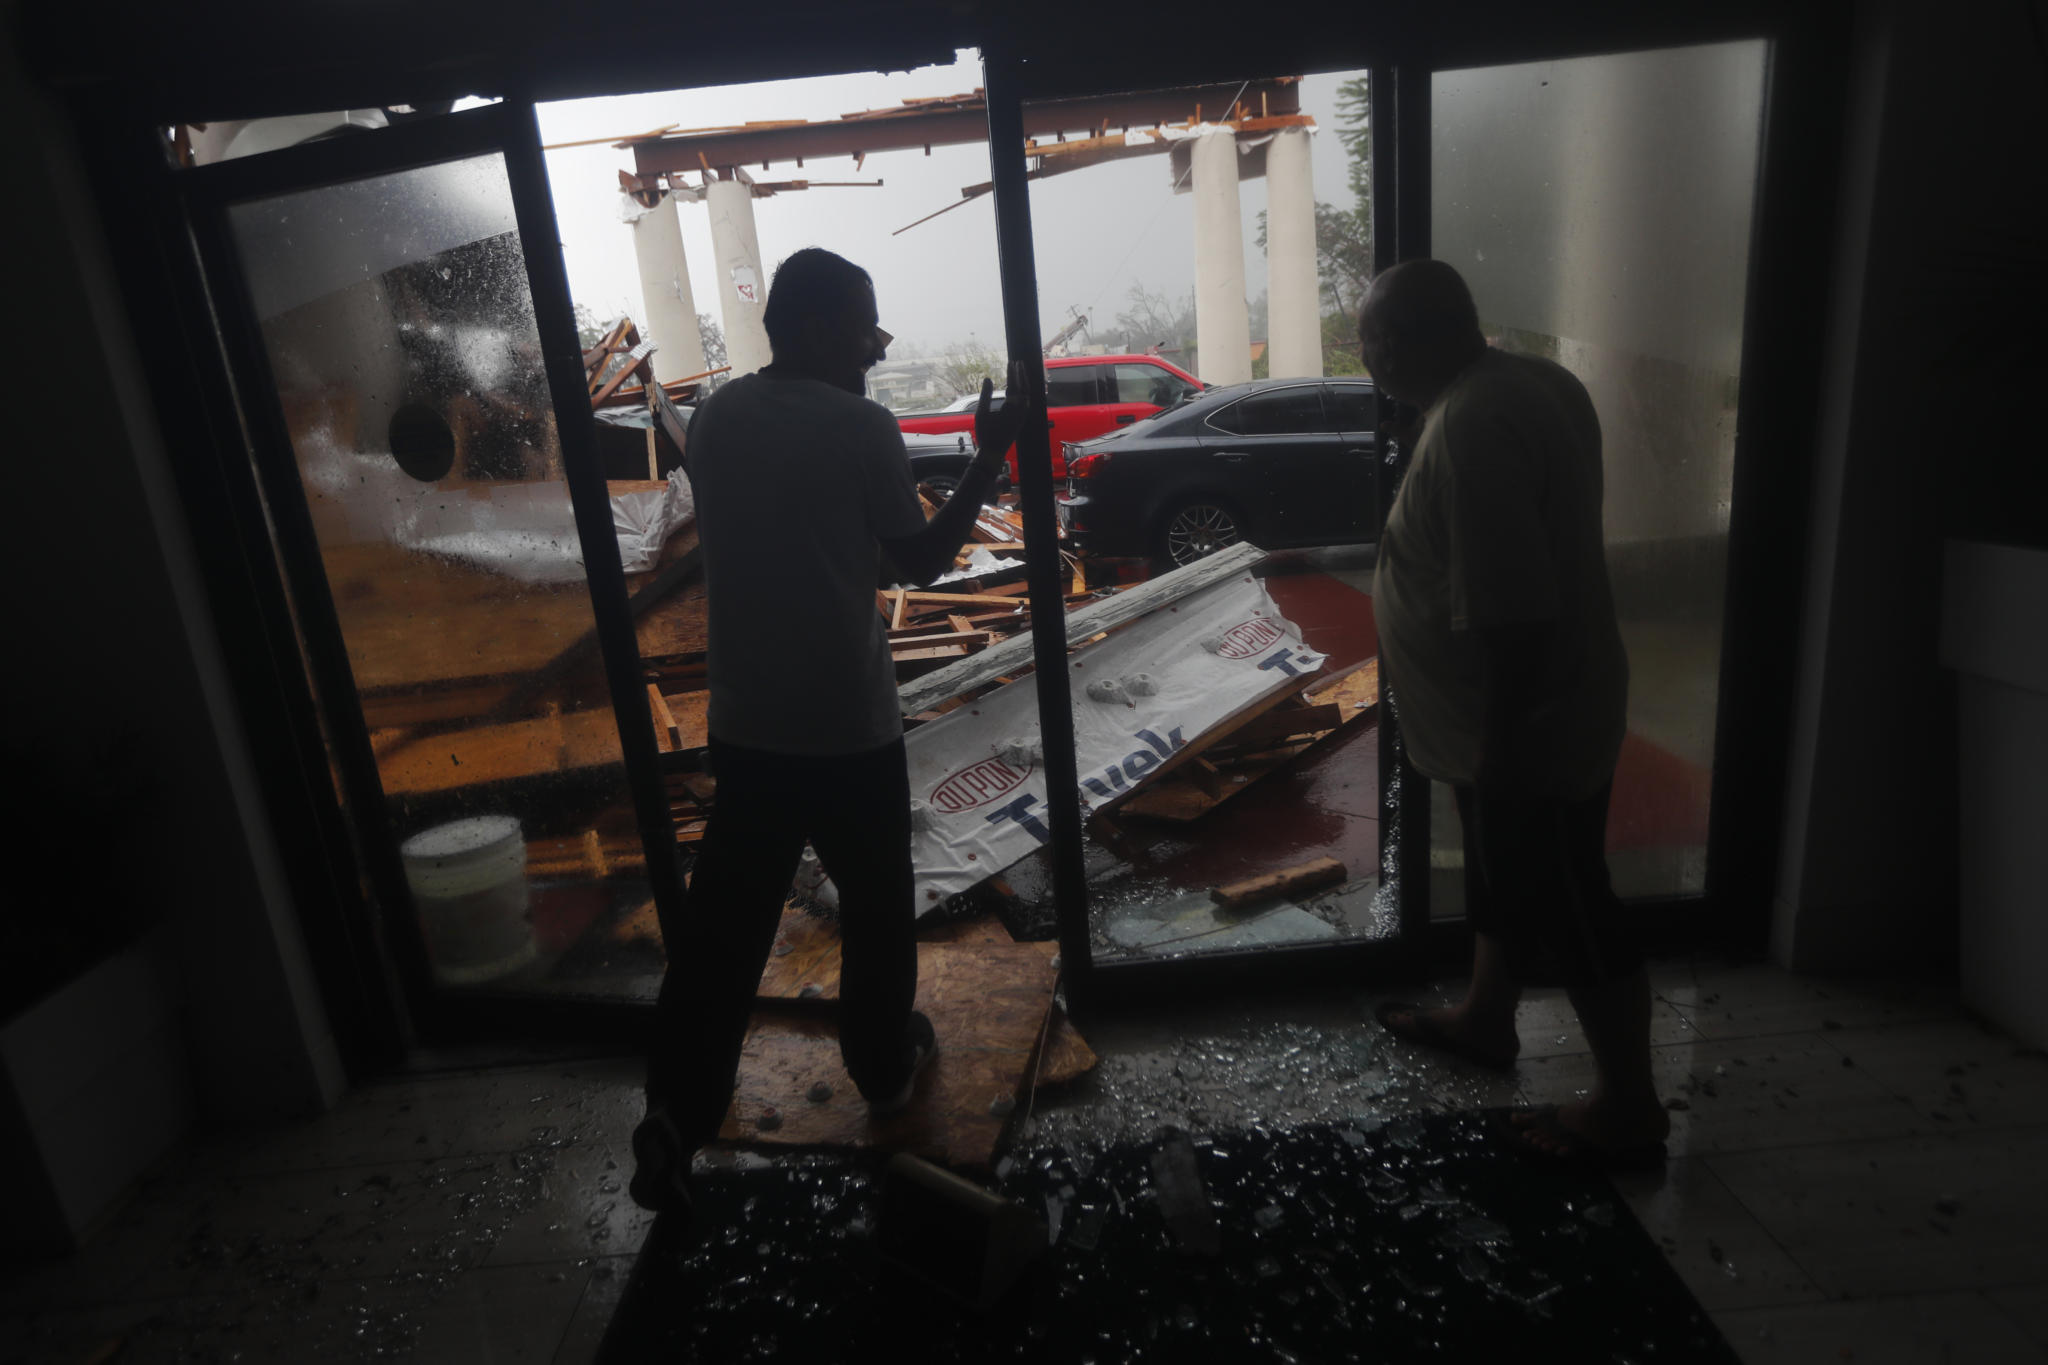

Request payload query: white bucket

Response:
[399,815,536,985]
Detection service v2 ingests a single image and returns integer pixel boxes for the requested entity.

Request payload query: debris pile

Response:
[647,538,1379,907]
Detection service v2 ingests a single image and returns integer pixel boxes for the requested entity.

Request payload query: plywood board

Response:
[756,904,847,1000]
[757,905,1020,1002]
[714,940,1061,1172]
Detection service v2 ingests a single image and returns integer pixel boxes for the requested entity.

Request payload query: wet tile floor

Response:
[3,955,2044,1363]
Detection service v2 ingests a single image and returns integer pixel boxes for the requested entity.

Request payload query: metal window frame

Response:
[983,52,1440,1006]
[176,100,689,1043]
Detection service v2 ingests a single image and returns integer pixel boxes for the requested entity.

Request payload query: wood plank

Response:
[898,541,1266,714]
[371,707,625,796]
[899,590,1040,609]
[890,588,909,629]
[589,338,657,405]
[888,629,992,652]
[646,684,681,750]
[892,642,972,664]
[1033,1007,1099,1087]
[1186,755,1226,798]
[658,690,711,751]
[1210,856,1348,910]
[714,941,1060,1172]
[1206,700,1345,753]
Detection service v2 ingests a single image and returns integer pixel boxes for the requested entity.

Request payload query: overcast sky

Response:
[537,53,1365,358]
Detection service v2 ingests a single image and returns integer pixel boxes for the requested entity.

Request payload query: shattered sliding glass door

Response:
[197,116,682,1011]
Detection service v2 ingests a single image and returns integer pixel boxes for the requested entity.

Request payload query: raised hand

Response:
[973,372,1029,463]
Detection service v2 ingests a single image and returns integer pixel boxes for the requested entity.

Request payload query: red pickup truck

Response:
[897,353,1203,484]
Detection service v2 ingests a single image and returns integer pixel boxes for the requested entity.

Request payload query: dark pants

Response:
[1454,782,1642,989]
[650,736,919,1146]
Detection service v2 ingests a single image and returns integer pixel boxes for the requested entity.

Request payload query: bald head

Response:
[1357,259,1486,407]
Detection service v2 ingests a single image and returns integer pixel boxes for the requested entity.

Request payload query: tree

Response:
[696,313,728,389]
[1112,283,1198,361]
[1257,202,1372,316]
[572,302,610,350]
[935,338,1006,399]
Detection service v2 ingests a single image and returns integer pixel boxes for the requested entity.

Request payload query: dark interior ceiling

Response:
[16,0,1802,125]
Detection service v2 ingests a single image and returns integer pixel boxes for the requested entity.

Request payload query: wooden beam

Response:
[590,338,657,406]
[889,629,992,653]
[633,79,1303,179]
[1210,856,1348,911]
[647,683,681,750]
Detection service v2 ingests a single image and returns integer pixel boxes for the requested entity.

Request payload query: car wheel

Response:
[1156,498,1244,567]
[920,474,961,498]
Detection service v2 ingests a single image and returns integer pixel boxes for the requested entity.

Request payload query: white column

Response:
[1191,130,1253,386]
[1264,128,1322,379]
[629,193,708,384]
[705,177,772,378]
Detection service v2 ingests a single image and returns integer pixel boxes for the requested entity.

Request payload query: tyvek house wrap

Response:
[903,571,1323,913]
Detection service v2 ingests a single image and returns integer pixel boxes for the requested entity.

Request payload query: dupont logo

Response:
[931,756,1032,813]
[1214,617,1285,659]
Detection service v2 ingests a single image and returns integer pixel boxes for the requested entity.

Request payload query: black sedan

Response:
[1055,377,1381,566]
[903,429,1011,497]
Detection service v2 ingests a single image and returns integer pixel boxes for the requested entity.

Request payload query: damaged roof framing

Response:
[627,77,1305,179]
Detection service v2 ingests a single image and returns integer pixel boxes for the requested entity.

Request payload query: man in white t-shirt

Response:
[631,248,1026,1216]
[1362,259,1669,1171]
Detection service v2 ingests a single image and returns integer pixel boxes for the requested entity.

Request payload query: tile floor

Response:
[2,954,2043,1363]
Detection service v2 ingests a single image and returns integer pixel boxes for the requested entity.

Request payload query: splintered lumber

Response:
[900,590,1037,611]
[898,541,1266,714]
[653,688,710,751]
[1207,701,1344,753]
[1117,657,1379,822]
[647,684,681,750]
[1209,855,1348,911]
[889,629,993,652]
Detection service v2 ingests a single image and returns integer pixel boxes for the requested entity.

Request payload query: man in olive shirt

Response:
[1362,260,1667,1167]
